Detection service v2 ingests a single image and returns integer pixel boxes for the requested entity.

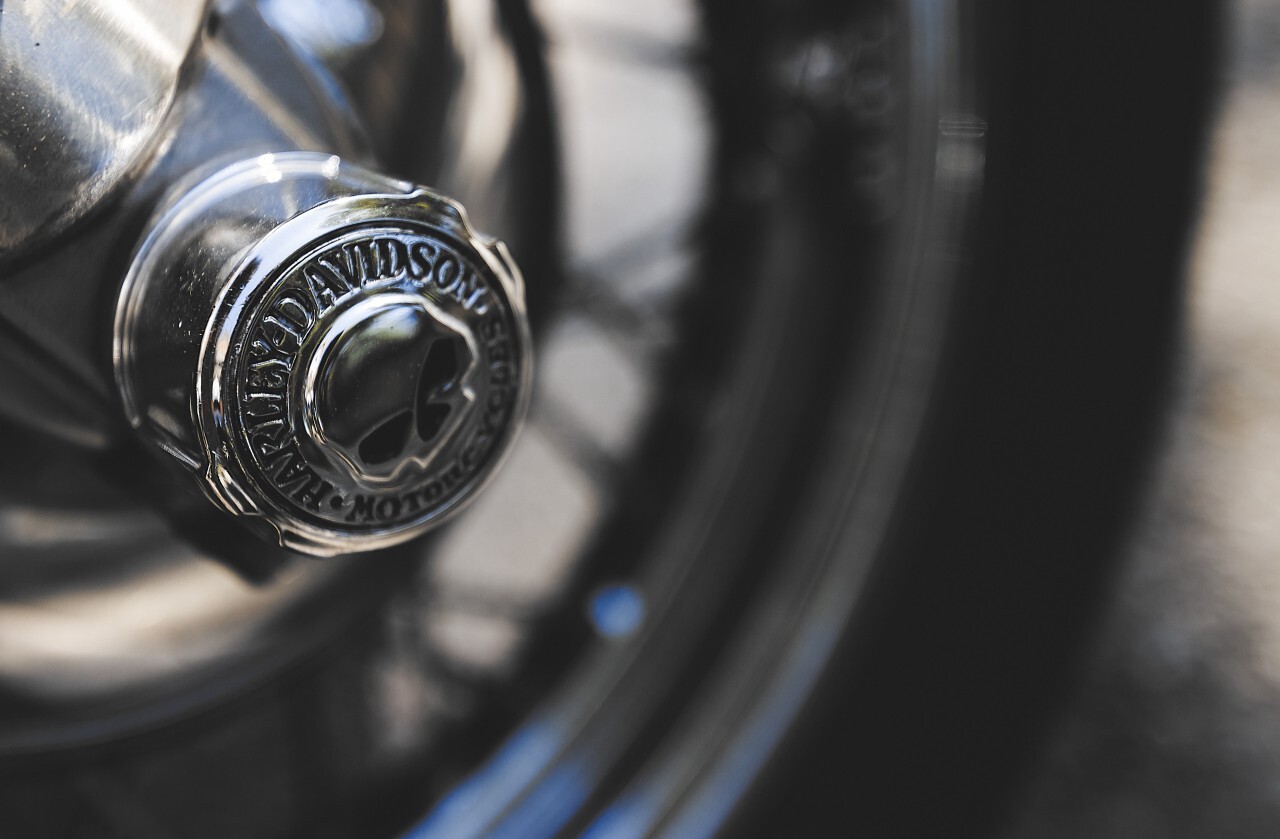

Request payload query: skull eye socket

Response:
[416,338,460,442]
[420,338,459,394]
[417,403,451,442]
[359,410,413,465]
[335,335,466,471]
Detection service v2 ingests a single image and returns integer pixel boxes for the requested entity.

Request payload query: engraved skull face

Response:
[310,299,476,485]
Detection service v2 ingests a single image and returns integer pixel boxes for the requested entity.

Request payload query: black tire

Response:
[734,1,1220,836]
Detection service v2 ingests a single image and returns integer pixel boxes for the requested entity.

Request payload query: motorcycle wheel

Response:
[0,0,1217,836]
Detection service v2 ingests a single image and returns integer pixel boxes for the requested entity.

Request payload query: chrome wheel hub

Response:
[115,153,532,556]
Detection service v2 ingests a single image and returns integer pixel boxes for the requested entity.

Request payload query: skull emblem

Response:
[309,297,477,485]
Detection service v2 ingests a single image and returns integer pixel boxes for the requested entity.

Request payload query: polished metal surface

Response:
[0,0,381,748]
[0,0,207,260]
[0,0,549,753]
[0,0,366,447]
[116,152,532,556]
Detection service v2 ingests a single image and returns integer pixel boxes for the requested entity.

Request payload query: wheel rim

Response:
[0,1,985,837]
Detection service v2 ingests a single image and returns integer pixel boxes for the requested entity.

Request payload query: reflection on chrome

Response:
[0,0,205,256]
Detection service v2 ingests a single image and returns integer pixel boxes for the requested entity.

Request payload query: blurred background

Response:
[7,0,1280,835]
[1000,0,1280,834]
[539,0,1280,834]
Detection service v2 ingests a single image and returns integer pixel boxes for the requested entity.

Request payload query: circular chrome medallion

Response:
[115,155,531,557]
[201,197,531,555]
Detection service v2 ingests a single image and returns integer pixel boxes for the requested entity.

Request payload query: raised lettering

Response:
[346,495,376,523]
[290,475,332,511]
[246,358,290,391]
[262,315,302,352]
[248,418,288,451]
[342,241,376,287]
[478,317,505,341]
[248,334,291,364]
[244,391,285,421]
[434,255,461,294]
[304,258,352,313]
[466,285,492,315]
[375,497,402,521]
[374,237,407,282]
[272,292,314,333]
[269,448,312,489]
[408,241,438,280]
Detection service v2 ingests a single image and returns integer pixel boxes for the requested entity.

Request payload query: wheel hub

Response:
[115,154,532,556]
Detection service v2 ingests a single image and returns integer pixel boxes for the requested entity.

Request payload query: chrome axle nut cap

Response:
[114,153,531,556]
